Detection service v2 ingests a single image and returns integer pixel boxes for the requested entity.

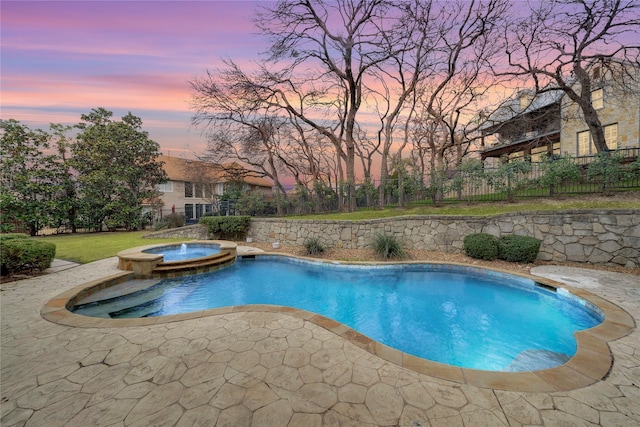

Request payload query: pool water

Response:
[142,243,220,262]
[72,257,603,371]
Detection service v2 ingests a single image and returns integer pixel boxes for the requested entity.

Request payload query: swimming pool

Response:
[71,256,603,372]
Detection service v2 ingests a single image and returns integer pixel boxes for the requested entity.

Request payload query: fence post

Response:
[602,153,607,194]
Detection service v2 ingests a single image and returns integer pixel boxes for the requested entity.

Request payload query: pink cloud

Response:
[1,1,269,156]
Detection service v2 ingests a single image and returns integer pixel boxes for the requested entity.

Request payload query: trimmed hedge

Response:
[497,235,541,263]
[199,216,251,239]
[0,233,29,242]
[463,233,498,260]
[1,238,56,275]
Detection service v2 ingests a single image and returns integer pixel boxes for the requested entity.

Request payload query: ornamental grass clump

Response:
[463,233,498,260]
[303,237,326,256]
[372,232,407,260]
[497,235,541,263]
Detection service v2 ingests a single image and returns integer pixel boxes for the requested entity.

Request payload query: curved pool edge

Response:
[41,253,635,392]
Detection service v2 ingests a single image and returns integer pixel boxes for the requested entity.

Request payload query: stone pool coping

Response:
[116,240,236,275]
[41,253,635,393]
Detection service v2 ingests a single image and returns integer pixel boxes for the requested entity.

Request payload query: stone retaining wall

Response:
[145,224,209,240]
[247,210,640,267]
[148,210,640,267]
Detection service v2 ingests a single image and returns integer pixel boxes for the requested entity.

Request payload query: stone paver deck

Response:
[1,258,639,426]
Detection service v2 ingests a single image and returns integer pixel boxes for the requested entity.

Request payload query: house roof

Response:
[481,89,563,132]
[158,155,273,188]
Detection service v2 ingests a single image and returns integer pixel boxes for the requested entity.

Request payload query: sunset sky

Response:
[1,0,267,157]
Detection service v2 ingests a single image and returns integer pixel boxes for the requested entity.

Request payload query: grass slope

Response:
[37,231,190,264]
[288,198,639,220]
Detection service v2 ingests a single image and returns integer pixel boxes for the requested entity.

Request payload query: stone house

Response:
[480,89,563,167]
[561,62,640,160]
[481,62,640,167]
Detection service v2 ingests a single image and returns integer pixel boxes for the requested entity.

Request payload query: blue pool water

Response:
[142,243,220,261]
[72,257,603,371]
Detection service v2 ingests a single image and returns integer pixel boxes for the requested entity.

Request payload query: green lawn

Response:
[37,231,191,264]
[288,198,640,220]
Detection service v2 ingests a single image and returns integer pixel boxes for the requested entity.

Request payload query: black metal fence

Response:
[358,149,639,208]
[33,149,639,233]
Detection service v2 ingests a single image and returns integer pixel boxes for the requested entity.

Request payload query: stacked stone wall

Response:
[148,210,639,267]
[247,210,640,267]
[145,224,209,240]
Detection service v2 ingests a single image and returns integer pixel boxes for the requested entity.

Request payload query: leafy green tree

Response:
[312,181,337,213]
[587,151,625,193]
[49,123,80,232]
[0,120,65,235]
[72,108,167,231]
[458,159,487,202]
[236,191,268,216]
[355,178,377,209]
[487,158,532,202]
[627,155,640,180]
[538,155,581,196]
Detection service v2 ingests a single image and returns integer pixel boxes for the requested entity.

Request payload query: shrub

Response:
[371,233,406,260]
[199,216,251,239]
[538,155,581,195]
[486,159,533,202]
[1,238,56,275]
[587,151,624,191]
[166,213,185,229]
[497,235,541,263]
[0,233,30,242]
[153,213,185,231]
[463,233,498,260]
[304,237,326,256]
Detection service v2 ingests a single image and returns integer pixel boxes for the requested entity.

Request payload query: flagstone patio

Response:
[1,258,639,426]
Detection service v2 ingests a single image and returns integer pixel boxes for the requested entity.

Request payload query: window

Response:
[184,182,194,198]
[185,203,209,221]
[156,182,173,192]
[577,131,591,156]
[604,123,618,149]
[184,204,194,219]
[194,183,204,198]
[576,123,617,155]
[186,182,213,198]
[519,93,532,111]
[591,88,603,109]
[195,203,204,219]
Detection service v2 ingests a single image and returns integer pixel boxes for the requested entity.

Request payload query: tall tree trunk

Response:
[379,150,389,209]
[583,107,610,153]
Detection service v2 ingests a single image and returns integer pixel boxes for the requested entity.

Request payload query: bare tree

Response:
[191,68,290,201]
[368,0,441,207]
[411,0,509,203]
[498,0,640,153]
[253,0,403,211]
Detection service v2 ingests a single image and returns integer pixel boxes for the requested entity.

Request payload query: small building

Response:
[481,62,639,167]
[480,90,562,167]
[152,155,273,222]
